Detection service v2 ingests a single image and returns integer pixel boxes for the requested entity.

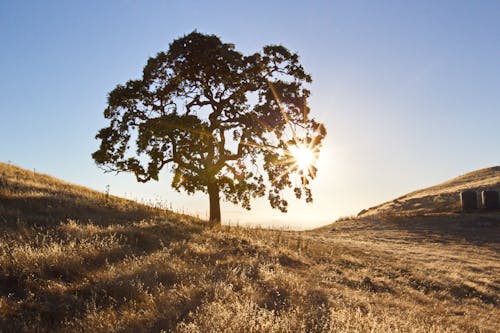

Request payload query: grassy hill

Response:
[358,166,500,217]
[0,163,499,332]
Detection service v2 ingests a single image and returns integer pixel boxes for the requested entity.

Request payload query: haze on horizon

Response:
[1,1,499,229]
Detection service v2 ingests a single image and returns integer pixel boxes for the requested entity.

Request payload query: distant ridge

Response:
[358,166,500,217]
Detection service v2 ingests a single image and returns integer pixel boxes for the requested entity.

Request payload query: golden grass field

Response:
[0,162,498,332]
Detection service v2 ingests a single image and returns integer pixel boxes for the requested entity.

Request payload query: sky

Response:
[1,1,499,229]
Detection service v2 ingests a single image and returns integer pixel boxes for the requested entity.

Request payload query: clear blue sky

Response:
[1,1,499,228]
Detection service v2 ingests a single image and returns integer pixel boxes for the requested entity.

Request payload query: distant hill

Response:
[358,166,500,217]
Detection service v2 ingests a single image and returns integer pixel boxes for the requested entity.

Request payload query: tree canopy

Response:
[92,31,326,223]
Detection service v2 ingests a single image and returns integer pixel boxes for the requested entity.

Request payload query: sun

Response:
[289,144,315,172]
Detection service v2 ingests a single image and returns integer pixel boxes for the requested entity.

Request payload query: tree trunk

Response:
[208,182,221,224]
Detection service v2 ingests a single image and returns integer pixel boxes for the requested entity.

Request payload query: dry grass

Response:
[359,166,500,217]
[0,163,499,332]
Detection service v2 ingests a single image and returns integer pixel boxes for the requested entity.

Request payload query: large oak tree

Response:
[93,32,326,223]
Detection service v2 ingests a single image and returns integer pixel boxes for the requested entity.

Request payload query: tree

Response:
[92,31,326,223]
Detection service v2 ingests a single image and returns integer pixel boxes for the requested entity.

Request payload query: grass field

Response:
[0,163,498,332]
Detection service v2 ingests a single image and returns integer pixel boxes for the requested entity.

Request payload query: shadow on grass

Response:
[0,219,205,332]
[0,195,166,228]
[332,214,500,248]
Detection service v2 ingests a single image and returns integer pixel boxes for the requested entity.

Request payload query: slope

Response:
[0,162,183,227]
[358,166,500,217]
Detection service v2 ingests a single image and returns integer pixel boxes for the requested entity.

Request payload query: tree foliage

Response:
[93,31,326,221]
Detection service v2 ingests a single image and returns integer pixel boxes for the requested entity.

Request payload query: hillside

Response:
[0,163,499,332]
[0,163,182,227]
[358,166,500,217]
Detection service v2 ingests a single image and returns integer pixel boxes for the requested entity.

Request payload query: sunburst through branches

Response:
[289,143,316,173]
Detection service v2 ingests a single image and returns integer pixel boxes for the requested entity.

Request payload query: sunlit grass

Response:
[0,163,498,332]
